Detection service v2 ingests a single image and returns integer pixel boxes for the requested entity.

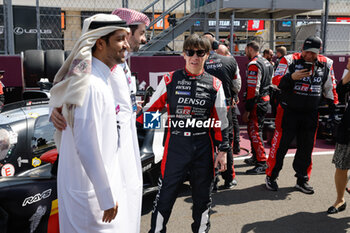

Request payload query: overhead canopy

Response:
[200,0,324,19]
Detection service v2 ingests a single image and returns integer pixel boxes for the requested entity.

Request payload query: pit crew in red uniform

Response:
[242,41,273,175]
[265,36,338,194]
[137,34,229,233]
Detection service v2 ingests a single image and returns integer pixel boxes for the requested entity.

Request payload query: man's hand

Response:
[215,151,227,172]
[291,69,311,81]
[136,101,144,114]
[242,111,250,123]
[232,97,239,107]
[51,107,67,131]
[102,202,118,223]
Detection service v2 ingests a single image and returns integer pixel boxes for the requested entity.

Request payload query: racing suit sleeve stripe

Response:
[246,64,260,100]
[245,64,260,112]
[272,57,289,86]
[323,62,339,104]
[136,77,168,123]
[212,85,229,142]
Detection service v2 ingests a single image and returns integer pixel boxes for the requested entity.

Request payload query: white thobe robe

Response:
[58,58,121,232]
[109,62,143,233]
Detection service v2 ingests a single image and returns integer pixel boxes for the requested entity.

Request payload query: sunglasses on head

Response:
[185,49,206,57]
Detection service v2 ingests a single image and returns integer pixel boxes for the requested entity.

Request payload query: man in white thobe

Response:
[50,9,150,233]
[49,14,130,232]
[108,9,150,232]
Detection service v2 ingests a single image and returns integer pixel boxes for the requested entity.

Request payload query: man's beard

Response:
[115,56,125,64]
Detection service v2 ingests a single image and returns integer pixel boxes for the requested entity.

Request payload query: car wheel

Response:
[45,50,65,83]
[23,50,45,87]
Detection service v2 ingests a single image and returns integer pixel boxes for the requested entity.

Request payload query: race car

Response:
[0,98,55,177]
[0,98,163,232]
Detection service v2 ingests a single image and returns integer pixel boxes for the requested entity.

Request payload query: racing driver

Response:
[137,33,229,233]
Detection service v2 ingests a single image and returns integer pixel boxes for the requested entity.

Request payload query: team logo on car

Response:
[32,157,41,167]
[144,111,161,129]
[22,189,52,206]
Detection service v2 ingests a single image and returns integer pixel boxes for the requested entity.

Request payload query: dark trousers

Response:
[232,106,240,145]
[221,106,236,182]
[266,105,318,181]
[149,134,214,233]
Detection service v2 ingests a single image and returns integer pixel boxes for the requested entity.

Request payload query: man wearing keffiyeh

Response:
[50,9,150,233]
[49,14,131,232]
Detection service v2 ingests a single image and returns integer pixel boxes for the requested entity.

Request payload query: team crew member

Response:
[242,41,273,175]
[274,46,287,71]
[203,32,241,189]
[266,36,338,194]
[216,42,242,155]
[49,14,130,231]
[138,34,229,233]
[263,49,275,66]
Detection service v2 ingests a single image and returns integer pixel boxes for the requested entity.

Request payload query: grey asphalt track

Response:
[141,153,350,233]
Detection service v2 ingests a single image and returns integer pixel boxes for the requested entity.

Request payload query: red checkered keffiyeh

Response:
[112,8,150,27]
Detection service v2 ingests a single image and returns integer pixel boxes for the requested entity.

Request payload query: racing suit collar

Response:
[184,67,204,79]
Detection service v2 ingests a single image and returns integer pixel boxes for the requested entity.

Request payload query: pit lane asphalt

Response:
[140,153,350,233]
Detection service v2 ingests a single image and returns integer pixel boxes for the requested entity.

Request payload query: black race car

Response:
[0,98,162,232]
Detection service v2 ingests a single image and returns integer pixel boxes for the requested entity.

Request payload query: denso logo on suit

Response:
[178,97,206,106]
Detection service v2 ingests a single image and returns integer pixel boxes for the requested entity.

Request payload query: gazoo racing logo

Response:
[22,189,52,206]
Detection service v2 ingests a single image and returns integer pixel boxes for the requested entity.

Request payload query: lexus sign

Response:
[13,27,52,36]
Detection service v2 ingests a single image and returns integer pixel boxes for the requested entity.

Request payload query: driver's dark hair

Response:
[247,41,260,52]
[183,34,210,53]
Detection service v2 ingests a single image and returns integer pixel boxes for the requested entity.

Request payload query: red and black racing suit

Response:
[266,53,338,182]
[205,52,241,184]
[138,68,229,233]
[245,55,273,163]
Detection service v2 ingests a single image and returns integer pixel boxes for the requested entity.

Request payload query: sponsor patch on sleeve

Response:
[275,66,287,76]
[248,70,258,76]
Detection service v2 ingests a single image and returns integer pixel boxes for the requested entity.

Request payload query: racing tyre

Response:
[45,50,65,83]
[23,50,45,87]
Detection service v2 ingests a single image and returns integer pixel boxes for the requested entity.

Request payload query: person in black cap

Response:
[265,35,338,194]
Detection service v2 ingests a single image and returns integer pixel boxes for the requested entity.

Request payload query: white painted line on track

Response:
[234,150,334,161]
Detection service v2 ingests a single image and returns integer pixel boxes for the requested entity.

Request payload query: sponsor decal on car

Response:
[1,163,15,176]
[28,113,39,119]
[22,189,52,206]
[32,157,41,167]
[48,199,59,232]
[9,131,18,144]
[29,205,47,233]
[17,156,29,167]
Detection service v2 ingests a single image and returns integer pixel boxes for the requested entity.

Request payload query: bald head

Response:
[216,44,230,56]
